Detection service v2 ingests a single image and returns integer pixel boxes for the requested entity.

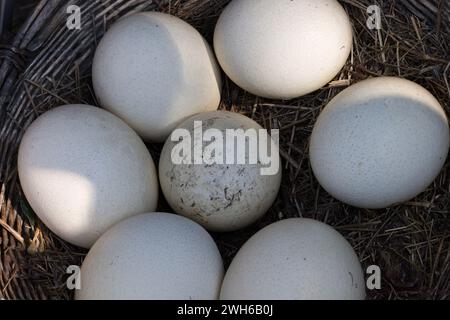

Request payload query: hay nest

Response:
[0,0,449,300]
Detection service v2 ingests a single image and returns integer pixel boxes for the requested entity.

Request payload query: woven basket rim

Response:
[1,0,449,300]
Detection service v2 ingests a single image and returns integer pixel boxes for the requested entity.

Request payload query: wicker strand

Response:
[0,0,448,300]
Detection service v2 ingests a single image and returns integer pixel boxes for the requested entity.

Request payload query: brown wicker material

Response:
[0,0,449,300]
[399,0,450,33]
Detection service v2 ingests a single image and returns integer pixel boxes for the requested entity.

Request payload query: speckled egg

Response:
[220,218,366,300]
[310,77,450,209]
[159,111,282,232]
[213,0,353,99]
[18,105,159,248]
[92,12,222,142]
[76,213,224,300]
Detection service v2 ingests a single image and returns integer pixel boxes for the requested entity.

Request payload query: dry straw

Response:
[0,0,449,299]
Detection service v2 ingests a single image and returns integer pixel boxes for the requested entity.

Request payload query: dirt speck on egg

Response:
[159,111,282,232]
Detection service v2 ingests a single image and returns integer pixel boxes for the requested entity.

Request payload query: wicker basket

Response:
[0,0,449,300]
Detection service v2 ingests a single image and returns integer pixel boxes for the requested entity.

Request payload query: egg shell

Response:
[18,105,159,248]
[220,218,366,300]
[159,111,282,232]
[310,77,450,209]
[213,0,353,99]
[92,12,222,142]
[75,213,224,300]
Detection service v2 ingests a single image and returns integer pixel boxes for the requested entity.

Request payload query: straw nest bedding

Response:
[0,0,449,300]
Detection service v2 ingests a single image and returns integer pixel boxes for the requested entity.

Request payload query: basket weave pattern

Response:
[0,0,449,300]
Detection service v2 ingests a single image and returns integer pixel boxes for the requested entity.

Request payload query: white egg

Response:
[159,111,282,232]
[18,105,159,248]
[75,213,224,300]
[92,12,222,142]
[220,218,366,300]
[310,77,450,209]
[213,0,352,99]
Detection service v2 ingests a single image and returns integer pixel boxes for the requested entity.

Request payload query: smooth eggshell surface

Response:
[214,0,353,99]
[159,111,282,232]
[220,218,366,300]
[18,105,159,248]
[93,12,222,142]
[75,213,224,300]
[310,77,450,209]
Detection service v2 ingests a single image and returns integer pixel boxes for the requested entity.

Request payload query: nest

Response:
[0,0,449,300]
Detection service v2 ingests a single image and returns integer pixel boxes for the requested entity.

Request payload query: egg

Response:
[220,218,366,300]
[159,111,282,232]
[92,12,222,142]
[75,213,224,300]
[310,77,450,209]
[213,0,353,99]
[18,105,159,248]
